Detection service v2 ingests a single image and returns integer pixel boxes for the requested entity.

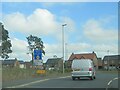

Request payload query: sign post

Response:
[33,50,46,75]
[33,50,43,67]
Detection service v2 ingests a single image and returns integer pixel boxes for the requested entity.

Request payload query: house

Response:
[24,61,33,69]
[18,61,25,69]
[97,58,103,69]
[2,58,19,68]
[103,55,120,70]
[68,51,98,69]
[46,58,63,70]
[64,60,71,69]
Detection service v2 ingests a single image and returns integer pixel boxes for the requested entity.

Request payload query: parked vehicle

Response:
[71,59,96,80]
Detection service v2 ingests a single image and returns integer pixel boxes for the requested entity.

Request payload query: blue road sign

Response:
[34,50,42,60]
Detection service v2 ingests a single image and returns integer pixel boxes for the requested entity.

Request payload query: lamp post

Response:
[62,24,67,74]
[107,50,109,71]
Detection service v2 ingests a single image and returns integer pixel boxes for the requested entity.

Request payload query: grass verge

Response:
[2,67,71,82]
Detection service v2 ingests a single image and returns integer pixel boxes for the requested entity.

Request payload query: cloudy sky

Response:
[1,1,118,62]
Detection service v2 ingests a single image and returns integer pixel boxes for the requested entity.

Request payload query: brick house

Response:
[67,51,98,69]
[97,58,103,69]
[46,58,63,70]
[2,58,19,68]
[103,55,120,70]
[24,61,33,69]
[18,61,25,69]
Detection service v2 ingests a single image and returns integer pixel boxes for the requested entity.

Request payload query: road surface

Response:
[2,71,119,89]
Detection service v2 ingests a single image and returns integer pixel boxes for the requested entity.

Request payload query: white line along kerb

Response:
[6,79,50,88]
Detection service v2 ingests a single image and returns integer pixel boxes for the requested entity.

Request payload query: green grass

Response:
[2,67,35,82]
[2,67,71,82]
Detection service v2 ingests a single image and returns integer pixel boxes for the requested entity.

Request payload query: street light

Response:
[62,24,67,74]
[107,50,109,71]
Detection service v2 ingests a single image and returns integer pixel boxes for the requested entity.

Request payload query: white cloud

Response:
[3,8,76,42]
[82,18,118,58]
[68,43,91,53]
[92,44,118,58]
[93,44,118,53]
[55,17,76,43]
[9,38,31,61]
[43,43,62,62]
[83,19,118,43]
[3,9,59,36]
[43,42,91,61]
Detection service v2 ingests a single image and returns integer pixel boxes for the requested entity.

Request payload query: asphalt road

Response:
[3,71,119,89]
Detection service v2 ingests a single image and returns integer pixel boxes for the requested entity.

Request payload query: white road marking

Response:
[107,80,112,86]
[57,76,71,79]
[6,79,50,88]
[6,76,71,88]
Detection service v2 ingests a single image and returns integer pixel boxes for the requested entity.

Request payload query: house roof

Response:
[68,52,97,61]
[2,59,17,65]
[103,55,120,61]
[18,61,24,64]
[46,58,62,65]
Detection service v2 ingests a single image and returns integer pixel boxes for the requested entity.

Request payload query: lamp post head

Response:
[62,24,67,26]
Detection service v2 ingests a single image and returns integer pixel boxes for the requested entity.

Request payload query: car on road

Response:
[71,59,96,80]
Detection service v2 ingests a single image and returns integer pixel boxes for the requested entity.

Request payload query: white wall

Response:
[19,64,25,69]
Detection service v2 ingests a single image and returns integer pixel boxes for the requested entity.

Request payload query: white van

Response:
[71,59,96,80]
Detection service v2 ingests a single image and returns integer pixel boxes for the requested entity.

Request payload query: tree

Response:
[26,35,45,63]
[0,22,12,59]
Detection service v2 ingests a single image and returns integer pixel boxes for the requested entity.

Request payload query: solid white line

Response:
[113,77,118,80]
[6,79,50,88]
[6,76,71,88]
[57,76,71,79]
[107,80,112,86]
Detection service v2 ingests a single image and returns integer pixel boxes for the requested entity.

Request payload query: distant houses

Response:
[2,58,32,69]
[1,54,120,71]
[2,58,19,68]
[102,55,120,70]
[65,52,119,70]
[46,58,63,71]
[24,61,33,69]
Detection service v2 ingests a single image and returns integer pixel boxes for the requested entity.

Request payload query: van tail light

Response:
[89,68,92,71]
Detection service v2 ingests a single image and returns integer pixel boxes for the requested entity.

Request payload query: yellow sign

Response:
[36,70,46,74]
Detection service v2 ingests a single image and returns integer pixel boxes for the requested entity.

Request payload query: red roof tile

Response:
[68,53,97,61]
